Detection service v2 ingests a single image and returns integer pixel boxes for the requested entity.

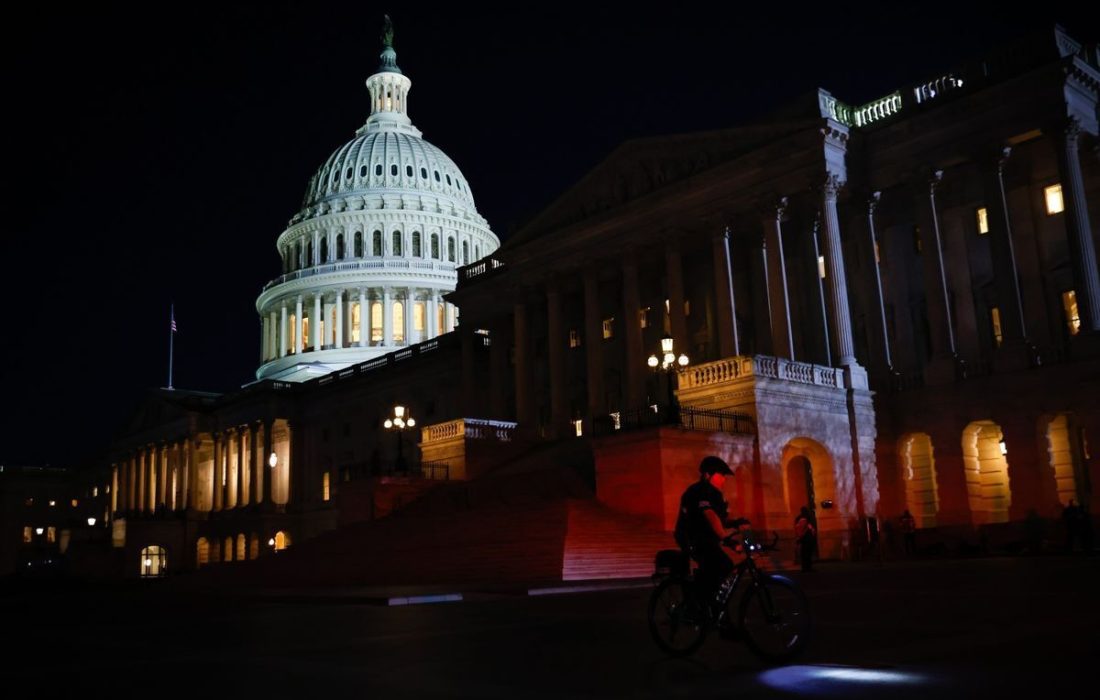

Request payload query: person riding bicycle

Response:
[674,456,749,619]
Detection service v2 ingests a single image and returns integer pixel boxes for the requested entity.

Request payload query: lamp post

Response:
[647,334,689,423]
[383,405,416,474]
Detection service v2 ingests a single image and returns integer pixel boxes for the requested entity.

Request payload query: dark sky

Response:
[2,3,1094,467]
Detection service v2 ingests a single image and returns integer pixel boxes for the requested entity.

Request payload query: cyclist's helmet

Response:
[699,455,734,476]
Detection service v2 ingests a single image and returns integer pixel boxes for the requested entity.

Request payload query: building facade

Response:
[95,26,1099,579]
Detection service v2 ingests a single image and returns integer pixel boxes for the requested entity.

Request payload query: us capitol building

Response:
[37,24,1099,583]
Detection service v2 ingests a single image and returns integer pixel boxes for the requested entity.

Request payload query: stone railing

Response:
[853,92,902,127]
[421,418,519,446]
[913,74,965,104]
[679,355,842,390]
[456,257,506,288]
[263,258,455,291]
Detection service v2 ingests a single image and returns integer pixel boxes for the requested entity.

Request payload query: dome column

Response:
[279,304,288,357]
[313,294,322,350]
[336,290,344,348]
[359,288,368,347]
[427,290,438,339]
[295,296,304,354]
[383,288,393,346]
[403,288,413,344]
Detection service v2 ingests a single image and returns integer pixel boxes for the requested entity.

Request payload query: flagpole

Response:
[168,303,175,390]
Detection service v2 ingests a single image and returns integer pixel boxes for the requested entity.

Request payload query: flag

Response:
[170,306,177,333]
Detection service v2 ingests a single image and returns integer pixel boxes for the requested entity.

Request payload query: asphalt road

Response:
[2,555,1096,698]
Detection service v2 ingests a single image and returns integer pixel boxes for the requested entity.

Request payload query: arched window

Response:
[447,237,456,262]
[370,302,383,343]
[431,233,440,259]
[372,231,382,256]
[375,164,382,177]
[336,234,345,260]
[351,302,361,343]
[322,472,331,501]
[140,545,166,578]
[462,241,469,265]
[393,231,403,256]
[295,242,302,270]
[390,163,398,176]
[273,530,291,551]
[320,237,328,263]
[412,231,422,257]
[359,165,367,178]
[306,240,314,266]
[354,231,363,257]
[196,538,209,567]
[249,534,260,560]
[236,534,246,561]
[223,536,234,562]
[406,164,413,177]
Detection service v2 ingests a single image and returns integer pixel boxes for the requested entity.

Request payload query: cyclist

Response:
[674,455,749,620]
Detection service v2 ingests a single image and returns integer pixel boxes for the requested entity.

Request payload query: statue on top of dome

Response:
[381,14,394,48]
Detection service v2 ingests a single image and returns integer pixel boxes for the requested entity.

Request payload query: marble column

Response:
[313,294,322,350]
[546,282,568,434]
[712,227,740,358]
[489,319,509,418]
[820,174,857,366]
[762,198,795,360]
[212,434,223,511]
[236,427,246,507]
[249,424,261,506]
[335,290,344,348]
[295,296,304,354]
[1056,118,1100,333]
[136,450,146,513]
[403,289,412,344]
[427,291,438,339]
[583,266,607,420]
[262,422,275,506]
[914,170,960,383]
[666,242,689,352]
[513,298,533,425]
[279,304,287,358]
[382,288,393,346]
[359,288,368,347]
[622,254,646,408]
[862,192,893,371]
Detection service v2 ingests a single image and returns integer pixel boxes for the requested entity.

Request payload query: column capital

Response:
[712,225,732,243]
[865,190,882,216]
[820,173,846,200]
[757,196,789,221]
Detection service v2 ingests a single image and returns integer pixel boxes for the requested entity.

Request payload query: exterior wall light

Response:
[999,439,1008,456]
[35,527,44,536]
[87,517,97,527]
[268,452,278,469]
[268,538,276,546]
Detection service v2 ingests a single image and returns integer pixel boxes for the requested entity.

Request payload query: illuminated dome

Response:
[255,20,499,382]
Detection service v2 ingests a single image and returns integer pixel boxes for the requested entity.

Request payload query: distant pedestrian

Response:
[794,506,816,572]
[900,509,917,556]
[1062,499,1083,553]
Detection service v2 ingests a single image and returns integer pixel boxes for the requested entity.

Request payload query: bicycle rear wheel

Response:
[648,578,708,656]
[738,574,810,663]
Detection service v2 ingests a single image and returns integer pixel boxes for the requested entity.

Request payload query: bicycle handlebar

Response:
[724,530,781,552]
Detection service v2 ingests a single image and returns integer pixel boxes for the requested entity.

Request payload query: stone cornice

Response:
[277,208,498,249]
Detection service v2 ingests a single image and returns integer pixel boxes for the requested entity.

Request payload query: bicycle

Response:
[647,529,811,662]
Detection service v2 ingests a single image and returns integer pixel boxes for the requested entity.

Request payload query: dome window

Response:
[307,240,314,266]
[392,231,403,256]
[336,234,345,260]
[420,167,428,179]
[462,241,469,265]
[446,174,452,186]
[372,231,382,257]
[375,164,383,177]
[434,171,441,182]
[412,231,422,257]
[390,164,398,177]
[430,233,440,259]
[345,167,353,180]
[354,232,363,258]
[320,237,329,263]
[360,165,368,178]
[406,165,413,177]
[447,237,456,263]
[331,170,339,183]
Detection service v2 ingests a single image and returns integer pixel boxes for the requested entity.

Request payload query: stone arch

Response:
[961,420,1012,524]
[196,537,209,567]
[235,533,247,561]
[780,437,838,530]
[1045,413,1087,506]
[141,545,167,578]
[899,432,939,527]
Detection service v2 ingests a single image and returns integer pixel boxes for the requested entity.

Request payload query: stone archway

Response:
[962,420,1011,524]
[780,438,837,530]
[1046,414,1087,507]
[900,433,939,527]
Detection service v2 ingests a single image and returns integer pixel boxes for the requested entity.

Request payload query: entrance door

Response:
[786,456,815,520]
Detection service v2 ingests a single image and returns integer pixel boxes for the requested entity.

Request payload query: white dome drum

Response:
[255,24,499,382]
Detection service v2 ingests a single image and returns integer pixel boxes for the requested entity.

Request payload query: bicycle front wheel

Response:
[648,578,708,657]
[738,574,811,663]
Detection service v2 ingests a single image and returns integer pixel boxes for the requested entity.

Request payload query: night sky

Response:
[3,3,1094,468]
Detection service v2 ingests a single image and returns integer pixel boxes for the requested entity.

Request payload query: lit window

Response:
[602,318,614,340]
[24,498,33,507]
[990,307,1003,347]
[1062,290,1081,336]
[71,499,78,508]
[639,307,650,329]
[140,545,166,578]
[414,302,426,332]
[289,314,298,354]
[322,472,330,502]
[371,302,383,342]
[393,302,405,343]
[302,317,310,349]
[817,255,826,279]
[976,207,989,234]
[351,303,361,343]
[393,231,403,256]
[274,531,291,551]
[684,300,691,317]
[23,526,32,543]
[573,419,584,437]
[48,500,56,507]
[92,487,98,498]
[1044,184,1064,215]
[46,527,56,543]
[569,329,581,348]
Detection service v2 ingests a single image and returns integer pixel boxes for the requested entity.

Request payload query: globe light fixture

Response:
[268,452,278,469]
[647,334,689,422]
[87,517,97,527]
[384,404,416,473]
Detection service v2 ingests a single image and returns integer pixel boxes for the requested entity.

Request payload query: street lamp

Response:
[647,334,689,422]
[383,405,416,473]
[86,517,96,527]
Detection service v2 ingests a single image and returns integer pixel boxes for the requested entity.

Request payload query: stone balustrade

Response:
[679,355,842,391]
[421,417,519,446]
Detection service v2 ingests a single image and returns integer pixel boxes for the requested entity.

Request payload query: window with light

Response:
[322,472,330,501]
[1044,184,1064,215]
[351,303,361,343]
[990,307,1003,347]
[393,302,405,343]
[414,302,426,332]
[1062,290,1080,335]
[569,330,581,348]
[140,546,167,578]
[603,318,614,340]
[371,302,383,342]
[976,207,989,234]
